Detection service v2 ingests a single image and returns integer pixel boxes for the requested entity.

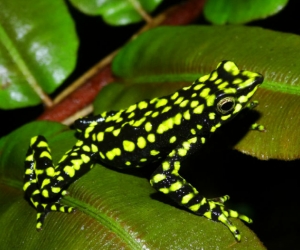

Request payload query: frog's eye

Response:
[216,96,235,114]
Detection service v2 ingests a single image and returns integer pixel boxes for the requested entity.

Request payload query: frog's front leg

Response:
[245,100,265,132]
[24,135,95,230]
[150,136,252,241]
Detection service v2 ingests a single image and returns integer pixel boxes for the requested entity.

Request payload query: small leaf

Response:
[0,0,78,109]
[204,0,289,24]
[69,0,163,25]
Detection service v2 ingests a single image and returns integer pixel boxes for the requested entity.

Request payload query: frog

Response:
[24,60,263,241]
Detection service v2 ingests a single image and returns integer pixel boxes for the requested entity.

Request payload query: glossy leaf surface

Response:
[69,0,163,25]
[106,25,300,160]
[0,0,78,109]
[204,0,288,24]
[0,121,265,249]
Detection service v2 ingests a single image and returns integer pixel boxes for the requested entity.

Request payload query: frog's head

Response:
[200,61,264,124]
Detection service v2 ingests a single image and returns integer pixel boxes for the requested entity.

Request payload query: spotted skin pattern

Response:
[24,61,263,241]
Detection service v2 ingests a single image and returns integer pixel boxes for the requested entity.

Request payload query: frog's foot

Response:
[250,123,266,132]
[35,202,75,231]
[208,195,252,222]
[204,195,252,241]
[246,100,259,109]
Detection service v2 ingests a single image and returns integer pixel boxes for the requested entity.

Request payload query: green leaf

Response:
[0,121,265,249]
[106,25,300,160]
[204,0,288,24]
[69,0,163,25]
[0,0,78,109]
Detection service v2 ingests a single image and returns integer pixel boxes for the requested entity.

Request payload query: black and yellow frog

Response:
[24,61,263,241]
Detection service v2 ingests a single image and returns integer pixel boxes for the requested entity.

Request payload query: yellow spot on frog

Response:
[218,81,229,90]
[147,134,155,143]
[224,61,239,75]
[51,187,61,194]
[178,148,187,156]
[153,174,166,183]
[174,96,184,105]
[162,106,172,113]
[233,103,242,114]
[155,98,168,108]
[193,104,204,114]
[133,117,146,127]
[113,129,121,136]
[181,193,194,204]
[206,94,216,107]
[169,136,176,143]
[138,101,148,109]
[37,141,48,148]
[71,159,83,170]
[221,114,231,121]
[123,140,135,152]
[137,137,147,149]
[81,154,90,163]
[200,88,210,98]
[150,150,160,156]
[40,151,51,159]
[84,126,94,138]
[162,161,170,171]
[144,110,153,116]
[193,83,205,90]
[210,71,218,81]
[82,145,90,152]
[126,104,137,113]
[127,112,135,119]
[173,113,182,125]
[64,166,75,178]
[170,181,183,191]
[151,111,159,118]
[179,100,189,108]
[189,203,200,212]
[97,132,104,142]
[238,95,248,103]
[145,122,152,132]
[76,140,84,146]
[46,167,55,176]
[41,179,51,189]
[190,100,199,108]
[209,112,216,120]
[42,189,49,198]
[157,123,168,134]
[105,126,114,132]
[171,92,179,100]
[183,110,191,120]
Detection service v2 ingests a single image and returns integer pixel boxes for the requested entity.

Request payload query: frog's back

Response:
[83,61,263,169]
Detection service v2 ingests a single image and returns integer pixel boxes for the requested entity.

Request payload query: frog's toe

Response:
[35,202,75,230]
[209,195,230,204]
[218,213,242,241]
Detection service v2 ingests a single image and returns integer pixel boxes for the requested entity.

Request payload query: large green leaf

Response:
[0,0,78,109]
[0,121,265,249]
[98,25,300,160]
[204,0,289,24]
[69,0,163,25]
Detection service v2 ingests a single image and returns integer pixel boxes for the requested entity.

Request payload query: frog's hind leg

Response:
[24,136,74,230]
[149,136,252,241]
